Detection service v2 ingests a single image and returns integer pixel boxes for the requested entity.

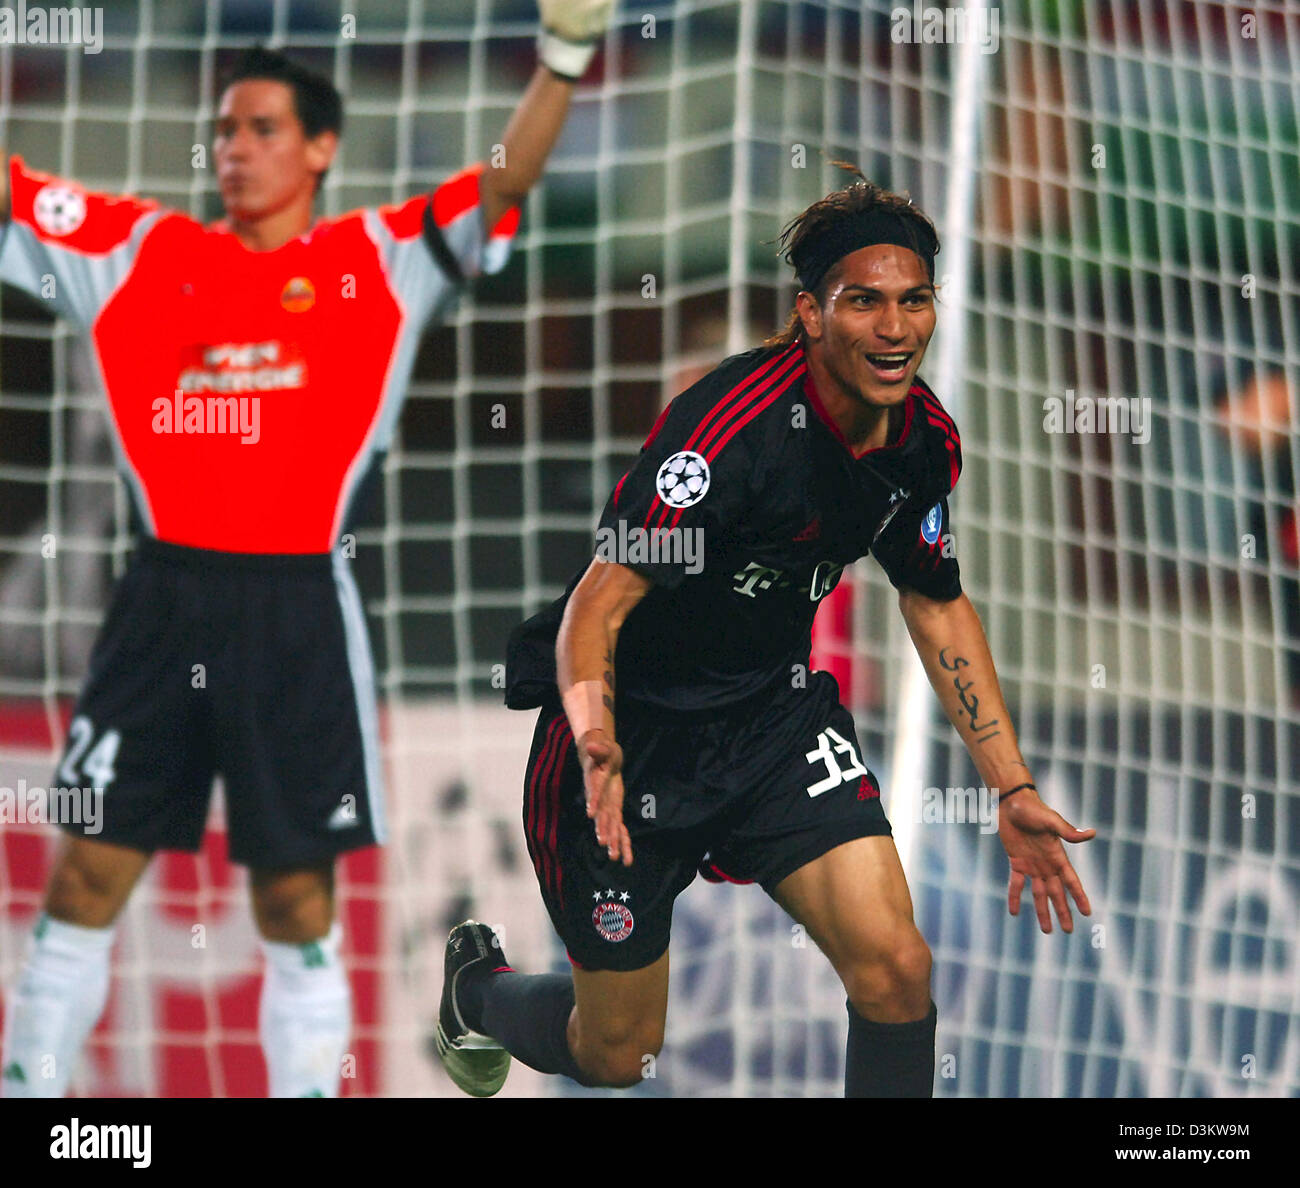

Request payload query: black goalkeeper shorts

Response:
[521,671,891,972]
[52,538,385,867]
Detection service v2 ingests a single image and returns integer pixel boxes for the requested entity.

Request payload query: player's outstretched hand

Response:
[577,728,632,866]
[997,792,1095,934]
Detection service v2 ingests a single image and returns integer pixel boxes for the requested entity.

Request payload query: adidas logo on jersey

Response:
[793,517,821,542]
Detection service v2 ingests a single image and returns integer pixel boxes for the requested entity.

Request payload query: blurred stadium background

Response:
[0,0,1297,1096]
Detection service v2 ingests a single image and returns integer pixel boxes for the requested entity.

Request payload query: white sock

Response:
[1,914,115,1098]
[258,922,351,1098]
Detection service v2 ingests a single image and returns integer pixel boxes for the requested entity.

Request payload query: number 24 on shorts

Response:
[57,715,121,789]
[804,726,868,797]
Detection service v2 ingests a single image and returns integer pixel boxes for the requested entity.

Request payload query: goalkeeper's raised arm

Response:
[480,0,615,228]
[0,0,615,234]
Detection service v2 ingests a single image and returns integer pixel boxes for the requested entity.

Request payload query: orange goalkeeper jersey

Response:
[0,154,519,553]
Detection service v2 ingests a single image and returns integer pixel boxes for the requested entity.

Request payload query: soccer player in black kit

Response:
[436,171,1097,1098]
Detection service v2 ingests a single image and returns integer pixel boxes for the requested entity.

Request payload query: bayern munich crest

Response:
[33,185,87,237]
[655,451,710,508]
[593,900,634,942]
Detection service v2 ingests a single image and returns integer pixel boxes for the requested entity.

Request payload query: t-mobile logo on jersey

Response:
[732,563,782,597]
[732,560,844,602]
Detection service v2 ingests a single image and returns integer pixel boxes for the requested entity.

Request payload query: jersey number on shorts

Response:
[57,716,121,788]
[804,726,868,797]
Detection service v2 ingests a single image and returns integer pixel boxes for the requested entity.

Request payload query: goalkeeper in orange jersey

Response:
[0,0,616,1099]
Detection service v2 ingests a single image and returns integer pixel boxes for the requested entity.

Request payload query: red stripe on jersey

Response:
[644,348,802,533]
[916,385,957,436]
[696,351,804,457]
[925,413,961,488]
[525,718,551,876]
[923,400,956,439]
[683,343,802,455]
[10,154,158,254]
[547,725,572,908]
[704,364,805,463]
[378,193,429,240]
[432,164,484,229]
[925,412,956,441]
[917,385,962,487]
[542,722,572,902]
[527,717,565,896]
[613,471,629,509]
[656,364,805,534]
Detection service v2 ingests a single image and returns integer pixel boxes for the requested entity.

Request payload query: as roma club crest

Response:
[280,276,315,313]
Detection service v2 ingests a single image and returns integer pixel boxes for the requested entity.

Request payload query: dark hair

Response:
[765,163,940,348]
[221,47,343,190]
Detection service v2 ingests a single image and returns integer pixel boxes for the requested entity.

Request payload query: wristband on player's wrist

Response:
[997,782,1036,804]
[537,29,597,80]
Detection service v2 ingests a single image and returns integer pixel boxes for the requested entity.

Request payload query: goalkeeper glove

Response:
[537,0,615,80]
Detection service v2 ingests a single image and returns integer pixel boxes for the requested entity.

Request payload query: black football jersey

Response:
[505,340,962,714]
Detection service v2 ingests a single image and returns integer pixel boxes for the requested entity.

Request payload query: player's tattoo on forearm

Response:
[602,647,615,714]
[938,646,1000,742]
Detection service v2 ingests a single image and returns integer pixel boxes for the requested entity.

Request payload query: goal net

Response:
[1,0,1297,1097]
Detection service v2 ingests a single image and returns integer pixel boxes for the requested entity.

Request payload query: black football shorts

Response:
[521,671,891,972]
[52,538,384,867]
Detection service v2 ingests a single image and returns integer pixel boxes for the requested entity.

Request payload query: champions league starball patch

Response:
[33,185,87,237]
[921,502,943,545]
[655,451,710,509]
[593,900,634,942]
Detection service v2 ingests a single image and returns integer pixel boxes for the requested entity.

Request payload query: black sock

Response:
[466,971,590,1085]
[844,998,936,1098]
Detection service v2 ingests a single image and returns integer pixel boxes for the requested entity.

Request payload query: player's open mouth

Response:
[865,352,913,383]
